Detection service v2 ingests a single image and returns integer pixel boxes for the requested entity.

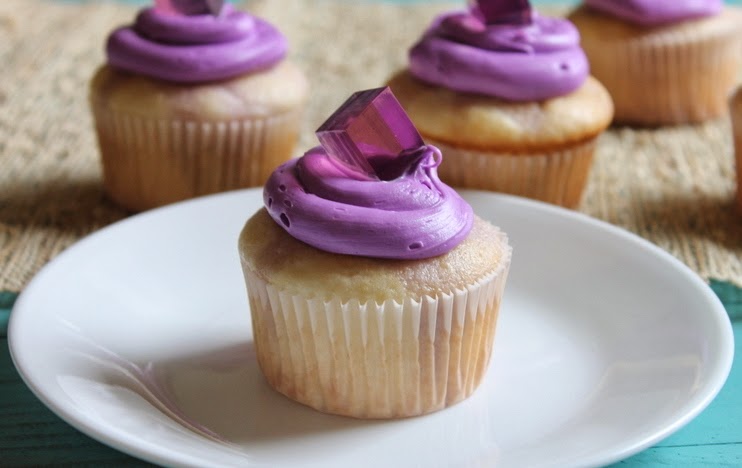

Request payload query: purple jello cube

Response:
[316,87,424,179]
[154,0,224,16]
[473,0,532,25]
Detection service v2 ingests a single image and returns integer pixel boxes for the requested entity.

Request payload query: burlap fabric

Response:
[0,0,740,292]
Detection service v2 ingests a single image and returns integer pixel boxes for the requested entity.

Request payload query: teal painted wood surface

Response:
[618,446,742,467]
[2,280,740,466]
[0,347,148,465]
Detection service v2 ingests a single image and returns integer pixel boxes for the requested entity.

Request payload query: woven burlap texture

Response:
[0,0,740,292]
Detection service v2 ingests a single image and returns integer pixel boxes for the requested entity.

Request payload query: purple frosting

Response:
[585,0,722,26]
[264,145,474,260]
[409,10,589,101]
[106,5,287,83]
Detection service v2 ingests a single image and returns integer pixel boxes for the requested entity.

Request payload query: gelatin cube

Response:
[474,0,532,25]
[316,87,424,178]
[154,0,224,16]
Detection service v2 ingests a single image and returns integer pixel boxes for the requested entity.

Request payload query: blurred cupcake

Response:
[387,0,613,208]
[90,0,308,211]
[238,87,512,419]
[732,87,742,212]
[569,1,742,126]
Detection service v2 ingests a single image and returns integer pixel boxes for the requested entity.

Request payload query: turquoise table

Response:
[2,0,741,466]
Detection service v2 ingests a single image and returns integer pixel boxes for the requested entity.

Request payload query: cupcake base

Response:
[731,88,742,213]
[569,6,742,126]
[89,62,308,212]
[243,261,509,419]
[238,210,512,419]
[91,106,302,212]
[431,137,597,209]
[386,70,613,208]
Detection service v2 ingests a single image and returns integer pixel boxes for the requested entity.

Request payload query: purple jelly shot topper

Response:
[471,0,533,25]
[316,87,425,180]
[154,0,225,16]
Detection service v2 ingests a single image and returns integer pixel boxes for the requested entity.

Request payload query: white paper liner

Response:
[580,13,742,125]
[91,104,302,212]
[430,137,597,209]
[731,90,742,212]
[242,256,511,419]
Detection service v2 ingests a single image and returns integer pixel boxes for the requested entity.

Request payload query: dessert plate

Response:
[9,189,733,468]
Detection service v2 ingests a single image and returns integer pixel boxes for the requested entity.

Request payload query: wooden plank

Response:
[611,443,742,467]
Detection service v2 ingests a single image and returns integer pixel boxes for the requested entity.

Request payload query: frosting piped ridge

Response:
[585,0,722,26]
[264,145,474,260]
[106,4,286,83]
[409,7,589,101]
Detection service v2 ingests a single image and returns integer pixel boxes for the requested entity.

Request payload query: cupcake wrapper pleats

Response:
[91,104,302,211]
[242,256,511,419]
[582,16,742,125]
[430,137,597,209]
[731,93,742,212]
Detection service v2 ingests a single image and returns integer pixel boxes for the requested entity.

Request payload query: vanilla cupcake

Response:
[90,1,308,211]
[569,1,742,126]
[732,87,742,212]
[387,0,613,209]
[238,87,512,419]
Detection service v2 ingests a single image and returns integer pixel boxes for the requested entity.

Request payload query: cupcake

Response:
[90,0,308,211]
[732,87,742,212]
[569,1,742,126]
[387,0,613,209]
[238,87,512,419]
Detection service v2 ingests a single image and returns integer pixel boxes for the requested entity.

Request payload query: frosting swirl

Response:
[106,5,287,83]
[264,145,474,260]
[585,0,722,26]
[409,10,588,101]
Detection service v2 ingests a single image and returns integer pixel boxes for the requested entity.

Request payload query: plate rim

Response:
[8,188,735,468]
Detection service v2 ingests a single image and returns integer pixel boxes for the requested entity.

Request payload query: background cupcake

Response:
[238,87,512,419]
[387,0,613,209]
[732,87,742,212]
[90,0,308,212]
[569,0,742,126]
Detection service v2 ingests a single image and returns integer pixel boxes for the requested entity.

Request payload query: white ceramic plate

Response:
[9,189,734,468]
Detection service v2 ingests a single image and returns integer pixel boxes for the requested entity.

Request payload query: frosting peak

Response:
[409,6,588,101]
[264,145,474,260]
[585,0,722,26]
[106,5,287,83]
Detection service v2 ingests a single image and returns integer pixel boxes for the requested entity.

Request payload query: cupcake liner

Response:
[731,90,742,212]
[430,137,597,209]
[581,13,742,125]
[90,104,302,212]
[242,255,511,419]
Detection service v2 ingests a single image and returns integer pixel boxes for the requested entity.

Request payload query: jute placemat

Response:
[0,0,740,292]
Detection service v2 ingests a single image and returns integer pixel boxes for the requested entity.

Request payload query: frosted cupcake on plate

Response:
[90,0,308,211]
[238,87,512,419]
[387,0,613,208]
[569,1,742,126]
